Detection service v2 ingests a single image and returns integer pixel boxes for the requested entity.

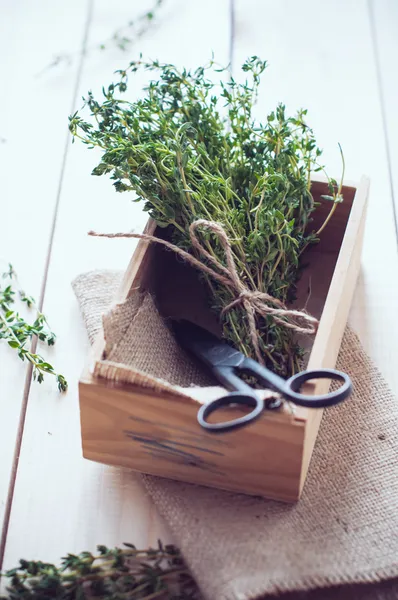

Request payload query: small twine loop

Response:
[89,219,318,365]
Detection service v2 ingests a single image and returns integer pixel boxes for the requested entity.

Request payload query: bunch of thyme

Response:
[70,57,343,376]
[0,542,200,599]
[0,263,67,391]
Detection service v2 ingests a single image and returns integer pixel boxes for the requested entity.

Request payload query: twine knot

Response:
[237,291,253,301]
[89,219,319,365]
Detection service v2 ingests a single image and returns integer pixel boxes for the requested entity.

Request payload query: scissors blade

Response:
[172,320,247,370]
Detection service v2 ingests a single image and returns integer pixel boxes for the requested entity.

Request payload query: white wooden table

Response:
[1,0,397,576]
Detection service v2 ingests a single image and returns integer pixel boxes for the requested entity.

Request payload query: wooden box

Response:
[79,177,369,502]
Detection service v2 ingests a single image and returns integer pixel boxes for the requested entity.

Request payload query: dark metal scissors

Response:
[173,320,352,433]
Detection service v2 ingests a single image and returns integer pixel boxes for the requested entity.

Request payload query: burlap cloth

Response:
[73,270,398,600]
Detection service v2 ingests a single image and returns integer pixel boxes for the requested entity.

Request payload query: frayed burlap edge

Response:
[92,359,192,400]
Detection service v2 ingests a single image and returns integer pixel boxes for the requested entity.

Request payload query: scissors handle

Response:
[242,358,352,408]
[197,366,352,433]
[285,368,352,407]
[197,392,264,432]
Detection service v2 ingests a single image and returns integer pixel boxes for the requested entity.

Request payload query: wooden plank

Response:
[80,375,306,503]
[233,0,398,399]
[1,0,231,570]
[369,0,398,235]
[0,0,89,543]
[300,176,369,489]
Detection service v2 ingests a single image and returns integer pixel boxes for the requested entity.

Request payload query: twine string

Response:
[89,219,318,365]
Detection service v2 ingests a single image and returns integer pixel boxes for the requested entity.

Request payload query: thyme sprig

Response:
[0,541,200,599]
[70,57,343,376]
[39,0,164,75]
[100,0,164,53]
[0,264,67,392]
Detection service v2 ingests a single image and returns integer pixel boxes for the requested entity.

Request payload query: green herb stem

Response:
[0,542,200,600]
[0,264,67,391]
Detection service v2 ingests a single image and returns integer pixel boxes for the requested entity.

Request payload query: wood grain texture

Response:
[80,377,306,503]
[300,176,369,490]
[369,0,398,236]
[1,0,230,571]
[0,0,89,541]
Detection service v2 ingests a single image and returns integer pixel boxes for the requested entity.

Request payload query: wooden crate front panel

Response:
[80,379,305,502]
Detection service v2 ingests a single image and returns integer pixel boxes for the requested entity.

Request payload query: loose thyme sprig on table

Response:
[0,263,67,392]
[70,57,343,377]
[39,0,164,74]
[0,541,200,600]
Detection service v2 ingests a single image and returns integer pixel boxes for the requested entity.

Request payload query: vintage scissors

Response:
[173,320,352,433]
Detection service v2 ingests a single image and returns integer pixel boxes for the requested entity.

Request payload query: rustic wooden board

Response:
[1,0,398,577]
[0,0,89,552]
[1,0,230,570]
[369,0,398,237]
[299,176,369,486]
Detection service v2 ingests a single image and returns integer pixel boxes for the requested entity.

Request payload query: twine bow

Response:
[89,219,318,365]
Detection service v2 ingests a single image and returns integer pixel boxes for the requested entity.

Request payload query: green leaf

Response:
[0,264,66,392]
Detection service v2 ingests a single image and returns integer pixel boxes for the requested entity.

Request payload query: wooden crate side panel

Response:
[79,379,305,502]
[116,219,157,303]
[309,180,356,254]
[299,176,370,492]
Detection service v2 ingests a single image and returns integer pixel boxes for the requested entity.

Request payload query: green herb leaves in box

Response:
[70,57,343,377]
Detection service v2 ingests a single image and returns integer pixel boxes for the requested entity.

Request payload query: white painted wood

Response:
[2,0,397,576]
[0,0,89,537]
[369,0,398,232]
[2,0,230,569]
[233,0,398,395]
